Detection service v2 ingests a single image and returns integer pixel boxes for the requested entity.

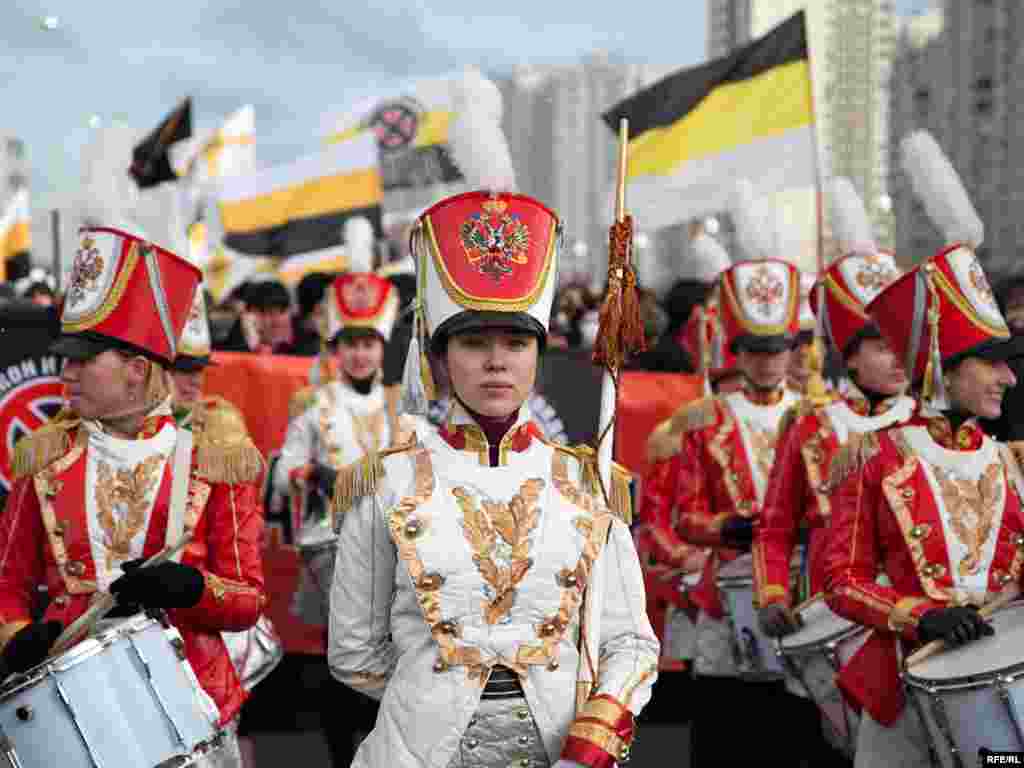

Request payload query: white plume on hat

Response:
[730,179,774,261]
[76,121,188,256]
[828,176,877,257]
[345,216,375,273]
[900,130,984,249]
[77,121,141,233]
[449,67,517,192]
[688,232,731,283]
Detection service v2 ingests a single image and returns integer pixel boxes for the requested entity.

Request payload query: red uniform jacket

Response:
[754,393,915,607]
[824,412,1024,725]
[671,389,799,618]
[0,411,266,725]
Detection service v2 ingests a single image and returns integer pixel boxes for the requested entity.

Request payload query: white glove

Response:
[552,761,586,768]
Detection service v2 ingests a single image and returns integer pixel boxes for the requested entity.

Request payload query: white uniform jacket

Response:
[328,405,659,768]
[274,380,414,499]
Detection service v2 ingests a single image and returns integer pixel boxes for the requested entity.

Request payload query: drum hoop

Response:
[716,577,754,589]
[0,615,163,699]
[779,623,866,654]
[903,660,1024,692]
[298,537,338,556]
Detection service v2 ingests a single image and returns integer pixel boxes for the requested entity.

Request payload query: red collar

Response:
[438,403,543,466]
[742,386,785,406]
[905,406,985,451]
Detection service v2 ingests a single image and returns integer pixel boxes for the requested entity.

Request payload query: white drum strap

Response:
[165,427,194,562]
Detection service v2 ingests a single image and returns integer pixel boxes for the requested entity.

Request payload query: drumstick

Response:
[904,584,1021,668]
[793,592,824,614]
[49,533,195,656]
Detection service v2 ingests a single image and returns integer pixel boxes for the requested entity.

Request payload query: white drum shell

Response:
[716,553,801,682]
[904,603,1024,766]
[780,599,869,754]
[292,537,338,627]
[0,616,219,768]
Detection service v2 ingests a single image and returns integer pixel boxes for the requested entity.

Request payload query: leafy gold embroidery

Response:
[453,478,544,625]
[348,406,386,456]
[747,424,778,482]
[95,454,166,570]
[932,464,1003,577]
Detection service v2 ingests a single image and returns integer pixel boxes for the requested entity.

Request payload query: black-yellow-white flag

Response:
[603,11,815,228]
[216,132,382,257]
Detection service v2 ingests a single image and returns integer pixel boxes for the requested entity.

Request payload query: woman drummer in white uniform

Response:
[327,183,659,768]
[824,132,1024,768]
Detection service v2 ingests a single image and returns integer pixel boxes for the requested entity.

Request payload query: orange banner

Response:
[204,351,314,459]
[615,371,703,478]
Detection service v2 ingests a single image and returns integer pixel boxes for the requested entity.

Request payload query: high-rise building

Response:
[890,1,1024,277]
[707,0,897,260]
[496,56,680,291]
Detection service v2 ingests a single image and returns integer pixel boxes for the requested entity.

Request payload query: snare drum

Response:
[779,599,869,756]
[903,602,1024,768]
[222,615,284,691]
[0,614,223,768]
[716,554,802,682]
[292,524,338,626]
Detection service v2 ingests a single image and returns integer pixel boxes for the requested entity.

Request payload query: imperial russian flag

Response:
[603,11,816,229]
[216,132,383,258]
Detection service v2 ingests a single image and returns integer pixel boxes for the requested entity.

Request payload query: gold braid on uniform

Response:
[192,398,265,485]
[824,431,880,493]
[11,407,80,480]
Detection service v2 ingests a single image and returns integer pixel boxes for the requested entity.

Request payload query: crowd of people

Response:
[0,123,1022,768]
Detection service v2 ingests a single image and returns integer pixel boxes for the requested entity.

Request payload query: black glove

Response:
[918,606,994,647]
[308,461,338,499]
[109,560,205,610]
[758,603,801,638]
[2,621,62,675]
[721,516,755,550]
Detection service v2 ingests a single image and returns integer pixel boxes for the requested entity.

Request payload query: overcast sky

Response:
[4,0,930,213]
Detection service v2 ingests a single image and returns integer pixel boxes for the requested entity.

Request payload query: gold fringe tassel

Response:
[11,418,76,480]
[195,439,265,485]
[609,465,633,524]
[333,452,386,518]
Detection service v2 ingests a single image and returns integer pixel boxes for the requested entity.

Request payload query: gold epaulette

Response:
[288,385,318,421]
[1009,442,1024,472]
[645,419,681,464]
[193,398,265,485]
[609,462,634,524]
[777,397,821,441]
[544,438,634,524]
[824,431,881,493]
[332,439,419,517]
[667,396,718,435]
[11,408,80,480]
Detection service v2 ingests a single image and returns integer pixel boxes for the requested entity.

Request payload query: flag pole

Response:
[50,209,61,295]
[802,10,830,401]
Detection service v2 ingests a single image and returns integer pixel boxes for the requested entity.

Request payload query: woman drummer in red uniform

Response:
[825,132,1024,768]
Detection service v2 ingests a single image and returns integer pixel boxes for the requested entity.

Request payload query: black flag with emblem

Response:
[130,97,192,188]
[0,302,64,509]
